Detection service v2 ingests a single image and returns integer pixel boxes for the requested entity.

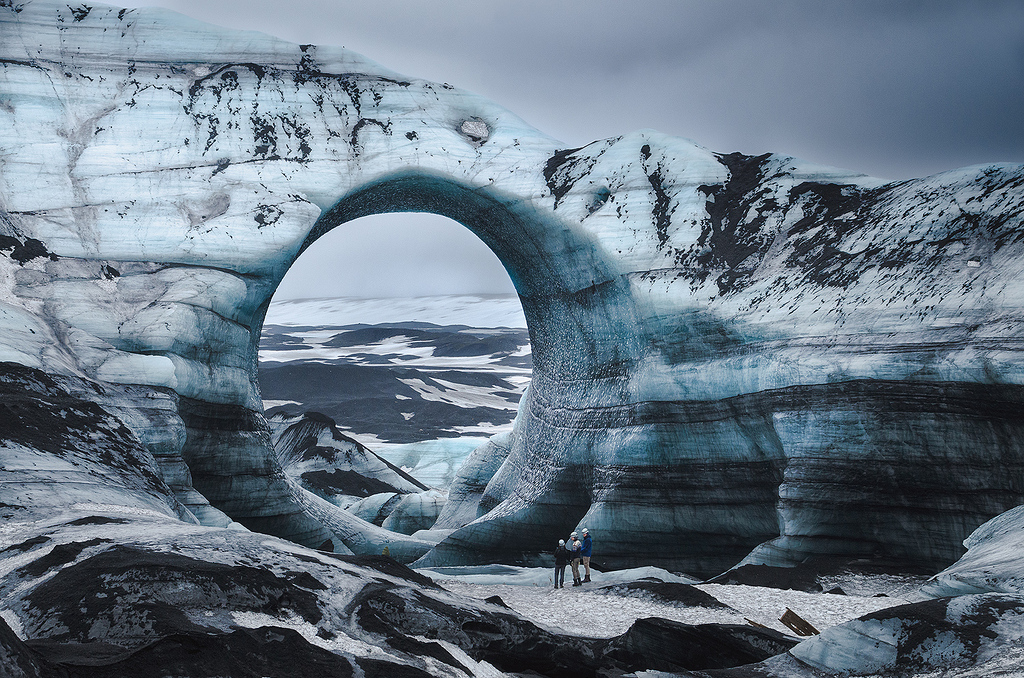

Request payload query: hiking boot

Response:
[583,576,591,583]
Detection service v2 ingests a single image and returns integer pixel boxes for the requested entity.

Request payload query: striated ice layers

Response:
[1,0,1024,580]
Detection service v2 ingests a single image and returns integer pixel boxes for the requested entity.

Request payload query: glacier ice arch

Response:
[270,173,790,576]
[2,1,1024,578]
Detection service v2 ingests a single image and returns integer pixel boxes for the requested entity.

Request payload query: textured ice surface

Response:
[381,490,446,535]
[376,438,490,488]
[790,594,1024,676]
[918,504,1024,599]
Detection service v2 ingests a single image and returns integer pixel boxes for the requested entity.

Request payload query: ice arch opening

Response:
[257,210,528,449]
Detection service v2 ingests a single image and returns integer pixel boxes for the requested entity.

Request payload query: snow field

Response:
[438,579,910,639]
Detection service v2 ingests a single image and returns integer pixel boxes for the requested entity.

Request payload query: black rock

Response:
[704,564,823,592]
[346,583,605,677]
[20,545,326,647]
[598,581,733,609]
[484,595,510,608]
[0,614,63,678]
[34,626,358,678]
[602,617,799,672]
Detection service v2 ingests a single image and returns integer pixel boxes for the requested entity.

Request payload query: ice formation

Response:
[3,0,1024,590]
[4,1,1024,674]
[918,504,1024,598]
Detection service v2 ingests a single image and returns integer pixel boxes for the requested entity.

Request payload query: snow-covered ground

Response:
[418,565,919,639]
[422,568,1024,677]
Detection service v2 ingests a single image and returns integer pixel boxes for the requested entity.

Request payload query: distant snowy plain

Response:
[259,295,530,475]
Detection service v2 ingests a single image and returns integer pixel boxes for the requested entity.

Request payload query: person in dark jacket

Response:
[580,527,593,583]
[553,539,568,588]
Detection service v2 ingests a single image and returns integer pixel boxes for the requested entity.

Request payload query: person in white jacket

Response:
[569,532,583,586]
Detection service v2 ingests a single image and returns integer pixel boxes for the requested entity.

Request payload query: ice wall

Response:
[2,1,1024,576]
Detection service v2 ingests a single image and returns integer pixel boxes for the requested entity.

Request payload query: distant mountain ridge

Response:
[264,294,528,329]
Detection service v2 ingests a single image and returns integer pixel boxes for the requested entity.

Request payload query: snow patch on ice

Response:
[69,503,173,519]
[431,638,505,678]
[259,539,342,567]
[0,609,24,638]
[871,646,1024,678]
[399,377,520,411]
[229,611,386,659]
[698,582,905,637]
[262,399,304,409]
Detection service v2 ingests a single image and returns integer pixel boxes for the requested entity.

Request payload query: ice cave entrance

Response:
[258,212,532,489]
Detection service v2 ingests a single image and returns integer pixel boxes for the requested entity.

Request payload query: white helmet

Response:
[558,539,565,546]
[582,528,589,535]
[570,531,578,538]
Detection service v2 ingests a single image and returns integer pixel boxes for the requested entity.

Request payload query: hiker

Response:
[580,527,592,583]
[569,532,583,586]
[553,539,568,588]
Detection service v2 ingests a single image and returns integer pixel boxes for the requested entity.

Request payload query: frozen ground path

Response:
[420,566,920,638]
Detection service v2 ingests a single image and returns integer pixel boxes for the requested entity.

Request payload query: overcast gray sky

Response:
[127,0,1024,299]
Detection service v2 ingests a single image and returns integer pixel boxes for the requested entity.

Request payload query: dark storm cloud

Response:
[132,0,1023,179]
[123,0,1024,297]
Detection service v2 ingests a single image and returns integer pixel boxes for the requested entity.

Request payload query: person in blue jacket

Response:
[580,527,593,583]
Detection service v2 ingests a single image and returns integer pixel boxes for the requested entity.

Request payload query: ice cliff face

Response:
[2,0,1024,578]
